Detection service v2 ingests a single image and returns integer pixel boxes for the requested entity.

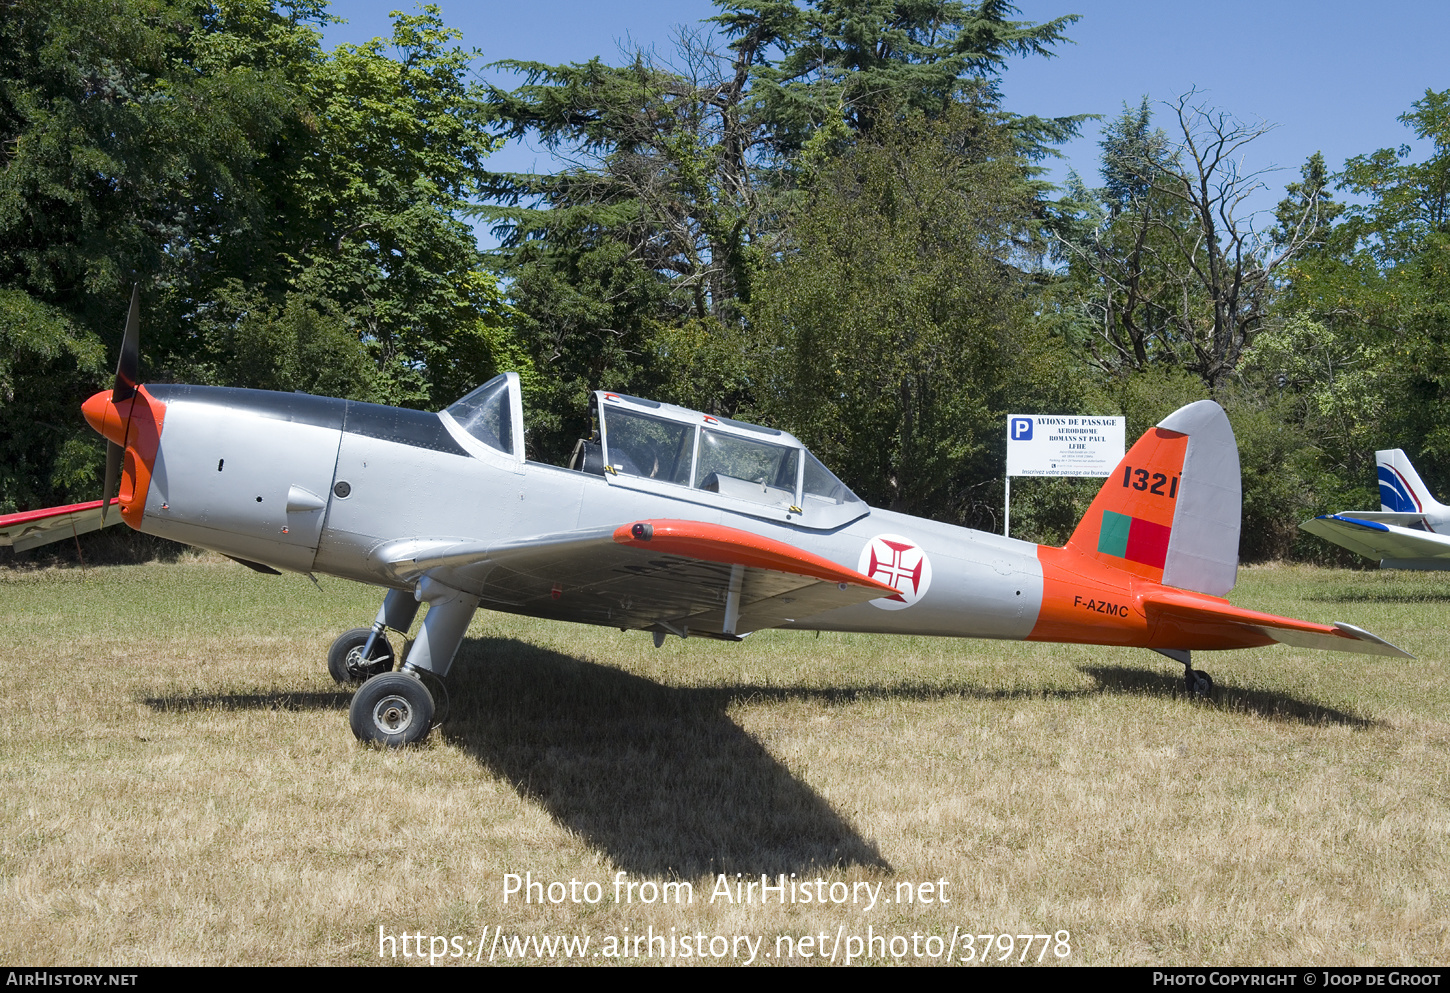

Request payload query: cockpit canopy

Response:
[441,375,869,528]
[593,391,867,528]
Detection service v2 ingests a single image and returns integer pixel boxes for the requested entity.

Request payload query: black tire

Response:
[1187,669,1214,698]
[349,672,435,747]
[327,627,395,684]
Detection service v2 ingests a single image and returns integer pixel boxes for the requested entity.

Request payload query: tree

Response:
[0,1,514,512]
[1056,94,1325,392]
[749,105,1075,524]
[1230,90,1450,557]
[275,7,509,407]
[479,1,1081,461]
[1273,90,1450,488]
[0,0,329,512]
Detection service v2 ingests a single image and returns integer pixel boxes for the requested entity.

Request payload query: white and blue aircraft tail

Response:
[1301,450,1450,569]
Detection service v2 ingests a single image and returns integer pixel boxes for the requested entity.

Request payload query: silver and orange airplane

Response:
[1,292,1410,745]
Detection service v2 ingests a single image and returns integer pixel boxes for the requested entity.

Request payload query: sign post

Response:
[1004,414,1125,537]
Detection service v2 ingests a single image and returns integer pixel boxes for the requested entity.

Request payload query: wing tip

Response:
[1332,621,1415,659]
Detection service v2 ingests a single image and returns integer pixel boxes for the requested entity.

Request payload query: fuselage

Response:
[82,382,1172,649]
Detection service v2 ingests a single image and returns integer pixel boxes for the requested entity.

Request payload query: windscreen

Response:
[802,450,864,509]
[445,374,513,454]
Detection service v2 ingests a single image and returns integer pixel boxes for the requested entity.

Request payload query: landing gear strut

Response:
[342,581,479,747]
[1155,648,1214,698]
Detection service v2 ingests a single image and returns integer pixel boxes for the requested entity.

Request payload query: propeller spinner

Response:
[83,286,164,529]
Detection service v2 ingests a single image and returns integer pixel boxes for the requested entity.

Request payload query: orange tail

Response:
[1067,426,1189,585]
[1029,401,1410,658]
[1068,400,1241,597]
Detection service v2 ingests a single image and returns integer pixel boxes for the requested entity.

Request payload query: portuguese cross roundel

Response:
[857,534,933,610]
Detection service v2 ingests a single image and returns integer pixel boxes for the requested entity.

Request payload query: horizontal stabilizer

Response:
[1333,510,1433,527]
[1142,588,1412,658]
[0,499,122,553]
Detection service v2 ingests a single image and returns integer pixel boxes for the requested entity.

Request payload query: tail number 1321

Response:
[1122,467,1179,498]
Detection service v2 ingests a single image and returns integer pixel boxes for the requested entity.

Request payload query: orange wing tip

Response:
[614,519,897,594]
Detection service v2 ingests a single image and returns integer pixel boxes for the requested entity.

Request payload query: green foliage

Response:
[0,290,106,513]
[1054,96,1311,394]
[0,1,518,509]
[1254,89,1450,548]
[480,1,1081,467]
[284,8,508,407]
[649,319,753,417]
[503,237,673,461]
[196,285,377,400]
[736,0,1080,152]
[749,106,1074,526]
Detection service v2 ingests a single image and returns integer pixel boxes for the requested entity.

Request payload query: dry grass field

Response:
[1,553,1446,966]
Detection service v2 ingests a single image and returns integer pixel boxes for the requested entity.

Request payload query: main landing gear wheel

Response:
[1186,668,1214,698]
[327,627,396,684]
[349,672,435,747]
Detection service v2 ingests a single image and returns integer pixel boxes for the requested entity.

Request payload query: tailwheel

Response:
[349,672,435,747]
[327,627,396,684]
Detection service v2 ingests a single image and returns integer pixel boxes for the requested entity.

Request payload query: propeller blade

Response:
[101,441,123,526]
[112,284,139,403]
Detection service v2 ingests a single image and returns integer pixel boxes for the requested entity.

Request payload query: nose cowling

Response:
[82,386,166,529]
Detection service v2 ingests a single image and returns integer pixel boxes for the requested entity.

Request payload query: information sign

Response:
[1006,415,1125,478]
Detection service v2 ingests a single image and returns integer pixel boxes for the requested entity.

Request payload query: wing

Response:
[1142,588,1412,658]
[372,519,898,638]
[0,499,121,553]
[1300,513,1450,567]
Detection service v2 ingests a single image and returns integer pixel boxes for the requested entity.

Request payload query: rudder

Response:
[1066,400,1240,596]
[1376,449,1444,514]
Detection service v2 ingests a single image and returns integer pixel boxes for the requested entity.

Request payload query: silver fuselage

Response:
[138,385,1048,640]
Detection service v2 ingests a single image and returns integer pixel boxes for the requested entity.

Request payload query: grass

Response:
[0,556,1447,965]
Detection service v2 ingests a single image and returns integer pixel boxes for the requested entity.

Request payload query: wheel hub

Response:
[372,695,414,733]
[346,646,375,678]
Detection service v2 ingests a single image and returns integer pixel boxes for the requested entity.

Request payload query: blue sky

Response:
[321,1,1449,218]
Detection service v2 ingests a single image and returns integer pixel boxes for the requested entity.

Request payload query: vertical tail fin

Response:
[1376,450,1445,515]
[1066,400,1240,596]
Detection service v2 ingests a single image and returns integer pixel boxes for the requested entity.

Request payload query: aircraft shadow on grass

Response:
[142,689,353,711]
[142,636,896,877]
[140,640,1376,874]
[1077,665,1378,728]
[439,637,893,878]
